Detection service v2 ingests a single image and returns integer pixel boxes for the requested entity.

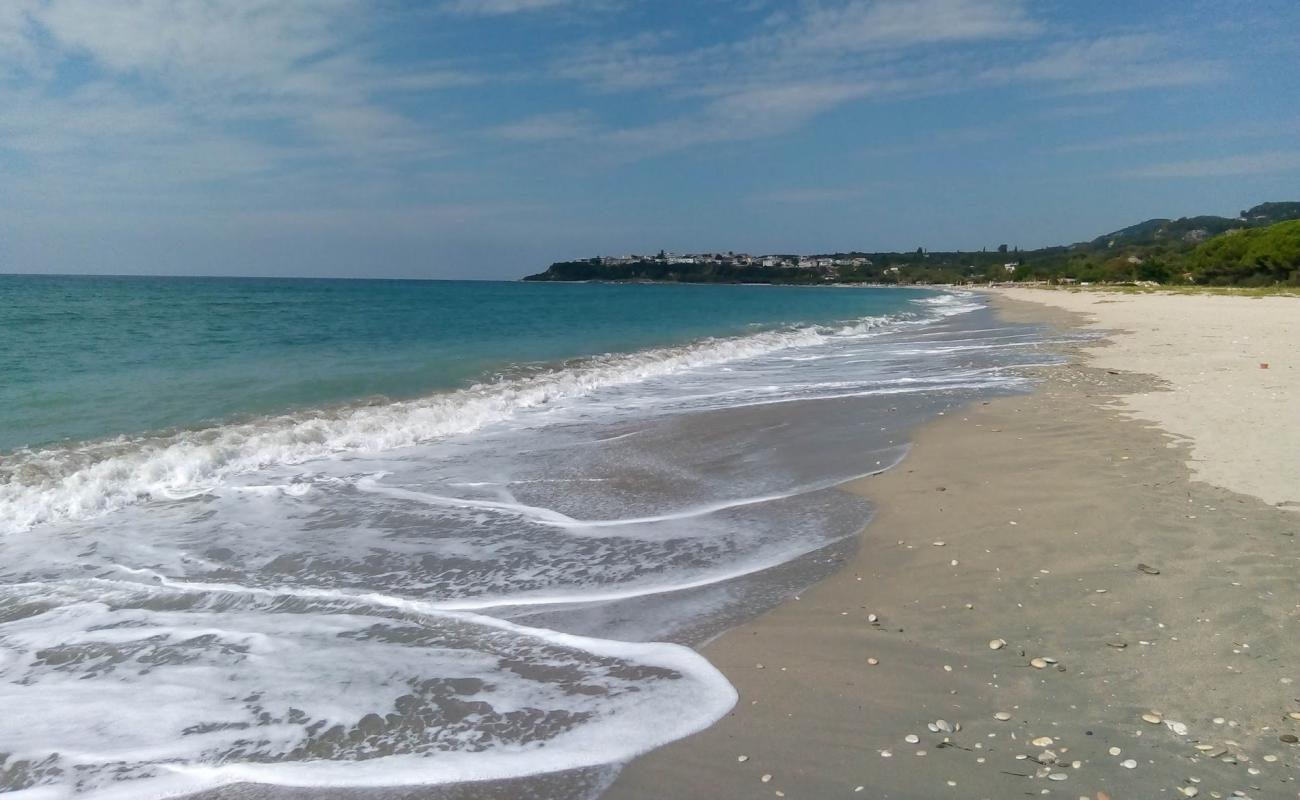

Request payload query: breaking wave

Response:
[0,307,949,534]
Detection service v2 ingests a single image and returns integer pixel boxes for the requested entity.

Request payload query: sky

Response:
[1,0,1298,280]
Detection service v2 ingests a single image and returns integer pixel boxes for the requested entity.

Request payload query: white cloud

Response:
[547,2,1223,161]
[979,34,1221,94]
[0,0,469,206]
[493,111,597,142]
[444,0,575,14]
[775,0,1041,52]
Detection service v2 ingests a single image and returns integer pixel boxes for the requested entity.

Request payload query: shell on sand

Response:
[1031,736,1054,747]
[1030,657,1048,669]
[994,711,1012,721]
[1141,713,1163,725]
[989,638,1007,650]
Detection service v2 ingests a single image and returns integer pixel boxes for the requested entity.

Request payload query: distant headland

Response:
[523,201,1300,288]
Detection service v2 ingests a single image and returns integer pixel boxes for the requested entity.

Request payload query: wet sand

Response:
[606,295,1300,800]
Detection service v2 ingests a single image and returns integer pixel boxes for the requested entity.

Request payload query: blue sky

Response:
[1,0,1298,279]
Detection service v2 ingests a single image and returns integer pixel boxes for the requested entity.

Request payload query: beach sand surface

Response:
[606,293,1300,800]
[993,288,1298,511]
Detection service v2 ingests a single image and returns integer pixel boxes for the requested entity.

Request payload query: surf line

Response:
[352,455,907,534]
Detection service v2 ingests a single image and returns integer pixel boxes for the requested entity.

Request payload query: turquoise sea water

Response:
[0,275,1059,799]
[0,275,928,453]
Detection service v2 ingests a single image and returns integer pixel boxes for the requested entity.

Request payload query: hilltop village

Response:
[524,202,1300,288]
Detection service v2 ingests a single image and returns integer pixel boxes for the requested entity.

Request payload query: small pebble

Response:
[1030,658,1048,669]
[989,638,1007,650]
[905,734,919,744]
[761,774,772,783]
[1048,773,1067,781]
[867,657,879,666]
[1142,713,1163,725]
[1032,736,1054,747]
[1121,759,1137,769]
[738,755,749,763]
[1108,747,1122,756]
[994,712,1012,721]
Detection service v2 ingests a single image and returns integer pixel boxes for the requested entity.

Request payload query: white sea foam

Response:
[0,582,736,799]
[0,305,950,534]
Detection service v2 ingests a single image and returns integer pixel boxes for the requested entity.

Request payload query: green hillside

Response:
[524,201,1300,287]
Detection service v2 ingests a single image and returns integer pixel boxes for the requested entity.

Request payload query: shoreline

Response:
[605,293,1300,799]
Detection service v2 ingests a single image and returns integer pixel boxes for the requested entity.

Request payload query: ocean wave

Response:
[0,300,972,534]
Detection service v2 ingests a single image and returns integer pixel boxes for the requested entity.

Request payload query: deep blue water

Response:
[0,275,928,452]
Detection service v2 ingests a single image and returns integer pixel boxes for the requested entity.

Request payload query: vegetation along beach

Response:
[3,2,1299,800]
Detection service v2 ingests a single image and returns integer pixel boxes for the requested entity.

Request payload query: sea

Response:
[0,275,1058,799]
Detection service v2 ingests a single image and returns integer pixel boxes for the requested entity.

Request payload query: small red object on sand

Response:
[1260,363,1269,369]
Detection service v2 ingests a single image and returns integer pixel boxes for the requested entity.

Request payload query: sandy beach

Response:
[607,290,1300,800]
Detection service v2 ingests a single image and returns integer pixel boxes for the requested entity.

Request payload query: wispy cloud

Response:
[771,0,1041,52]
[0,0,473,210]
[443,0,576,15]
[1124,150,1300,178]
[980,34,1222,94]
[1053,131,1195,154]
[548,4,1222,159]
[493,111,597,142]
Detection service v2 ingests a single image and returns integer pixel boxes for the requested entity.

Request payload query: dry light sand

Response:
[606,291,1300,800]
[992,289,1299,512]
